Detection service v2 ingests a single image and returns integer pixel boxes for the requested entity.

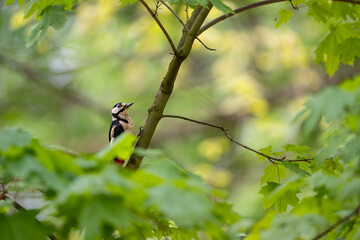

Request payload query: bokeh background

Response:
[1,0,359,223]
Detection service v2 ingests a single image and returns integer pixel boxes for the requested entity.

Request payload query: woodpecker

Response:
[109,102,135,165]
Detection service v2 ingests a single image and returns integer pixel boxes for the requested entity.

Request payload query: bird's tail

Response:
[113,157,125,166]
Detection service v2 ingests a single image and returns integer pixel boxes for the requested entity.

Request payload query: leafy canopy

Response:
[4,0,360,76]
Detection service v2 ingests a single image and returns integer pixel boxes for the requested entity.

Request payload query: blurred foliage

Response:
[0,131,239,239]
[1,0,360,239]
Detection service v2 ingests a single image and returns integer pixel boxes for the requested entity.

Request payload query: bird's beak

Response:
[125,102,134,108]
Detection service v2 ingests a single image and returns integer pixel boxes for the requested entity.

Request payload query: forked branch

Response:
[161,114,313,163]
[126,3,214,170]
[159,0,216,51]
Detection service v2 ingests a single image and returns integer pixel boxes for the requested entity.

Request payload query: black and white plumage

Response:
[109,102,135,143]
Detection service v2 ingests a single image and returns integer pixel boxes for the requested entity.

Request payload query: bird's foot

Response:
[137,126,144,137]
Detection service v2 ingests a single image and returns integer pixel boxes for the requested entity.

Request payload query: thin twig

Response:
[312,204,360,240]
[160,0,187,28]
[194,37,216,51]
[154,0,161,15]
[139,0,178,55]
[335,0,360,4]
[161,114,313,163]
[159,0,216,51]
[289,0,298,10]
[198,0,360,36]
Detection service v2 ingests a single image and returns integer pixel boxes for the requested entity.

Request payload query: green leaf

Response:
[261,214,328,240]
[168,0,195,8]
[148,184,213,228]
[301,86,354,135]
[257,145,273,161]
[0,128,31,151]
[308,172,344,197]
[79,196,135,239]
[314,23,355,76]
[339,178,360,202]
[283,144,311,155]
[260,176,300,213]
[18,0,26,7]
[26,6,68,47]
[282,161,310,176]
[291,0,305,4]
[32,141,83,174]
[53,0,73,10]
[307,0,332,23]
[145,158,189,181]
[166,0,217,9]
[340,76,360,92]
[57,166,132,202]
[212,201,239,225]
[345,137,360,162]
[38,0,53,12]
[24,0,39,19]
[0,210,51,240]
[259,182,278,199]
[314,147,338,168]
[209,0,234,14]
[291,197,342,221]
[5,156,66,191]
[169,228,200,240]
[96,133,136,163]
[337,38,360,65]
[331,1,359,21]
[5,0,16,6]
[261,164,286,184]
[276,9,293,28]
[119,0,139,7]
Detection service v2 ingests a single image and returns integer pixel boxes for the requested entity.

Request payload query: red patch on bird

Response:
[113,157,125,166]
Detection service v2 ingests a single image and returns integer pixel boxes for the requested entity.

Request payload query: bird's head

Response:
[112,102,134,118]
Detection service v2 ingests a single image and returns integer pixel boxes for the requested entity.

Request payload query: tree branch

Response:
[312,204,360,240]
[139,0,178,56]
[198,0,286,36]
[126,3,214,170]
[161,114,313,163]
[159,0,216,51]
[198,0,360,36]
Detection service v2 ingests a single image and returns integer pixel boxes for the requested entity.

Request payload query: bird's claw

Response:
[137,126,144,137]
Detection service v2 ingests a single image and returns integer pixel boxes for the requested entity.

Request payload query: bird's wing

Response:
[109,121,125,142]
